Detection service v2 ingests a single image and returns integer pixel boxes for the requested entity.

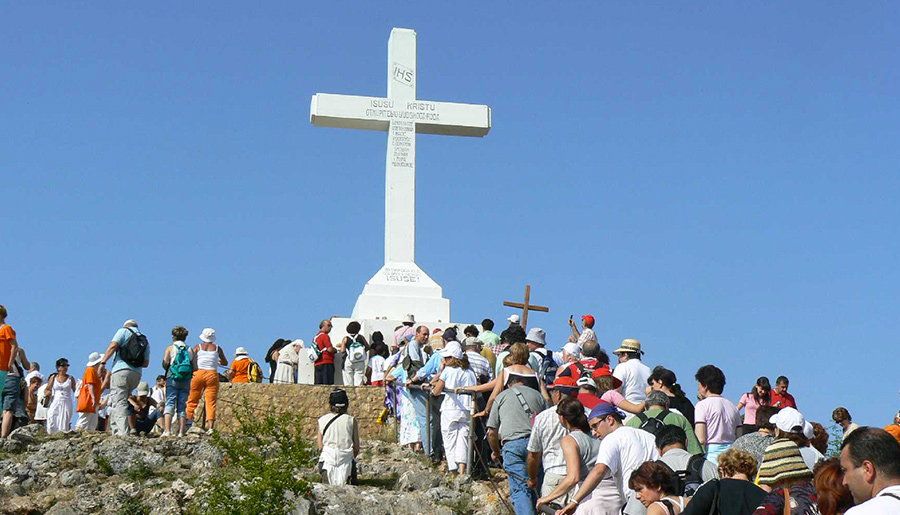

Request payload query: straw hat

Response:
[613,338,643,355]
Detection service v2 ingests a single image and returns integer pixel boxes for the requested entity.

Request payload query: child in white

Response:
[432,342,477,475]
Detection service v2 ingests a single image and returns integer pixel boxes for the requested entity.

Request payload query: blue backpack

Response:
[536,349,558,385]
[169,345,193,381]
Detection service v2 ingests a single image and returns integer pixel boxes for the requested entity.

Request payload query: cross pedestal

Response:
[310,28,491,323]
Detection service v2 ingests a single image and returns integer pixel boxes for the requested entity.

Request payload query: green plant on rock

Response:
[125,456,155,482]
[95,455,114,476]
[116,493,149,515]
[187,398,317,515]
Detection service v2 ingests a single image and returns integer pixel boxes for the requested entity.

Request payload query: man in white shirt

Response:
[568,314,596,347]
[527,376,579,502]
[559,403,659,515]
[842,427,900,514]
[612,339,651,405]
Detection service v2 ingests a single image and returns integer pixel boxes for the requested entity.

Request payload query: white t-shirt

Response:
[149,385,166,417]
[613,359,652,404]
[577,328,596,346]
[439,366,477,413]
[596,426,660,505]
[369,355,387,382]
[526,405,569,475]
[845,485,900,515]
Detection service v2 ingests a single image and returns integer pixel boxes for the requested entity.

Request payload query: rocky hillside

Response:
[0,425,511,515]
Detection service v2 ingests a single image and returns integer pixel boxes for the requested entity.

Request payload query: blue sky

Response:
[2,3,898,431]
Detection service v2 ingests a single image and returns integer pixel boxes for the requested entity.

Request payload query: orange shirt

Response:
[0,325,16,373]
[885,424,900,447]
[78,367,102,413]
[230,358,251,383]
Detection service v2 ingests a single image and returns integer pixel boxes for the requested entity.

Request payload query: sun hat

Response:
[525,327,546,346]
[547,376,579,393]
[329,388,349,408]
[770,407,806,433]
[403,313,415,325]
[613,338,643,355]
[582,314,595,326]
[563,342,581,359]
[507,314,520,324]
[588,402,625,421]
[86,352,103,367]
[757,439,814,485]
[123,319,138,328]
[199,328,217,343]
[802,421,815,440]
[592,365,623,389]
[462,337,481,349]
[234,347,249,357]
[440,342,464,360]
[136,381,150,396]
[428,334,445,349]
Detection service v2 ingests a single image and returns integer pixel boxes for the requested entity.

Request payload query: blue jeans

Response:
[165,377,191,418]
[502,437,537,515]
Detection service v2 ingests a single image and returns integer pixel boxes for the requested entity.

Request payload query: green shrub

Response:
[125,457,155,482]
[188,398,317,515]
[95,455,114,476]
[116,493,149,515]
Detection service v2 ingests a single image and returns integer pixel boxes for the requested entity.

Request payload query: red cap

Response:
[592,365,623,389]
[582,314,595,327]
[548,376,579,390]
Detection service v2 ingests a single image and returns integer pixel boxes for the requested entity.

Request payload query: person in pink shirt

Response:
[736,376,771,436]
[693,364,740,464]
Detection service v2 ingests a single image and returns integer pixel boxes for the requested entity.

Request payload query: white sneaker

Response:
[160,431,172,437]
[206,428,214,436]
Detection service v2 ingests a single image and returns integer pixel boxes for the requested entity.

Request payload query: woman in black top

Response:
[647,366,695,425]
[681,448,766,515]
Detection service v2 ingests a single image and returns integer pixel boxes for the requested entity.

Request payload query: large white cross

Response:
[310,28,491,266]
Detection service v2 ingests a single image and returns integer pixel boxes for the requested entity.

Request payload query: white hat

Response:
[802,421,815,440]
[199,327,217,343]
[234,347,249,357]
[526,327,546,346]
[563,342,581,359]
[507,314,520,324]
[136,381,150,396]
[86,352,103,367]
[124,319,138,328]
[461,336,481,349]
[440,342,464,360]
[770,407,806,433]
[292,339,305,348]
[403,313,416,325]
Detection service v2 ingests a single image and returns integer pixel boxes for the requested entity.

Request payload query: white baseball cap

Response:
[770,407,806,433]
[440,342,464,360]
[507,314,520,324]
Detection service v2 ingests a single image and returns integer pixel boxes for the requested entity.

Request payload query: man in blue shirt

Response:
[99,319,149,435]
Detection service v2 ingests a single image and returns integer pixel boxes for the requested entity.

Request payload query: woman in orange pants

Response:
[186,328,228,434]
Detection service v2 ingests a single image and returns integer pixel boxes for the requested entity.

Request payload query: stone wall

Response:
[214,383,395,441]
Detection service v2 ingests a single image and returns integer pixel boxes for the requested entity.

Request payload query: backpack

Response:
[346,335,366,363]
[169,345,193,381]
[119,328,149,368]
[535,348,558,385]
[636,409,671,438]
[247,360,263,383]
[573,361,595,380]
[659,454,707,496]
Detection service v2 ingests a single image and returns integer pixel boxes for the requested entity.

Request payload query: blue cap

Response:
[588,402,625,421]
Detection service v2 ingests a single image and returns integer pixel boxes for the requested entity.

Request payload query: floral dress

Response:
[390,367,421,446]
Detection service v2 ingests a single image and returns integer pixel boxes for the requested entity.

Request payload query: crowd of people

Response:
[1,304,899,515]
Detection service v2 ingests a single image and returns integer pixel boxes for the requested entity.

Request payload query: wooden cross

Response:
[503,284,549,330]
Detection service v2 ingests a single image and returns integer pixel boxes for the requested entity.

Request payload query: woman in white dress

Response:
[45,358,76,434]
[316,389,359,485]
[272,340,301,384]
[385,363,422,452]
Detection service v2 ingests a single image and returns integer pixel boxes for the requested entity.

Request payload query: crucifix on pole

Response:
[503,285,549,331]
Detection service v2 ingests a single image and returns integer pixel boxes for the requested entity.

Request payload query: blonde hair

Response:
[509,342,530,366]
[718,448,758,479]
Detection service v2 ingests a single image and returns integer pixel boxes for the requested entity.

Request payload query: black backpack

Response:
[636,409,670,437]
[659,454,707,496]
[119,328,149,368]
[535,349,558,385]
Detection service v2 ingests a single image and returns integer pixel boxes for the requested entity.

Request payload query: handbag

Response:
[40,374,56,408]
